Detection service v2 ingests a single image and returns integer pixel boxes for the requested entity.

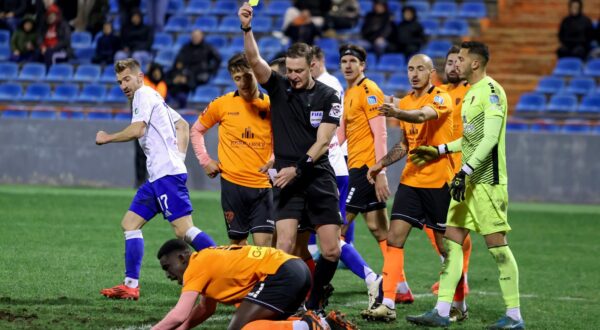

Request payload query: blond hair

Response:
[114,58,141,74]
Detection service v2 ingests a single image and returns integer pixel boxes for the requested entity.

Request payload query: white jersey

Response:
[317,71,349,177]
[131,85,187,182]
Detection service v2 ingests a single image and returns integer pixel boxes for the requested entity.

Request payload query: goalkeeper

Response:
[406,41,525,330]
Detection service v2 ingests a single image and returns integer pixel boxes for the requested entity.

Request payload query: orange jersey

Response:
[199,91,272,188]
[143,77,167,99]
[440,82,469,170]
[343,77,385,169]
[398,86,455,188]
[182,245,296,304]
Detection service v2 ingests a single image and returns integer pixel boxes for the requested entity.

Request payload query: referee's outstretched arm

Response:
[239,2,272,84]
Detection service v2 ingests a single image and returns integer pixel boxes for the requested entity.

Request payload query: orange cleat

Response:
[100,284,139,300]
[325,310,358,330]
[394,289,414,304]
[431,281,469,296]
[301,310,325,330]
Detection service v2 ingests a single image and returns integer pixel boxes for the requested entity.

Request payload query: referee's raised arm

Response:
[238,2,272,84]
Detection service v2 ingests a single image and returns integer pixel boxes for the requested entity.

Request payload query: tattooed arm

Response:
[367,129,408,183]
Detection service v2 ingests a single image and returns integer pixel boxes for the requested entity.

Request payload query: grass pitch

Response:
[0,185,599,329]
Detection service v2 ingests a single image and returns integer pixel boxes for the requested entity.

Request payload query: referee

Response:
[239,3,344,315]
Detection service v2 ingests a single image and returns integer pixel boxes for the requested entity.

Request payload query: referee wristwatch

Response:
[240,25,252,32]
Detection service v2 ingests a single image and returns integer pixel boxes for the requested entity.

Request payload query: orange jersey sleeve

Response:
[440,82,470,171]
[182,245,296,304]
[398,86,455,188]
[344,78,385,169]
[198,92,272,188]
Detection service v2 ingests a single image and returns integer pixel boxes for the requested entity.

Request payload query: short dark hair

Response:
[339,44,367,62]
[269,57,286,75]
[460,41,489,66]
[227,52,251,74]
[286,43,313,65]
[445,45,461,60]
[311,45,325,61]
[157,239,189,259]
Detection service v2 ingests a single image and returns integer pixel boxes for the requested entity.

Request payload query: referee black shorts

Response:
[345,165,387,215]
[243,258,312,318]
[390,183,451,232]
[221,178,274,241]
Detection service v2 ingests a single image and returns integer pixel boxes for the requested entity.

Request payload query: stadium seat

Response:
[406,1,430,17]
[258,36,286,53]
[0,45,9,61]
[154,49,177,69]
[213,69,232,86]
[546,94,577,112]
[219,16,241,33]
[114,112,131,120]
[423,40,452,58]
[193,16,219,31]
[553,57,583,76]
[252,17,273,33]
[228,36,245,52]
[152,32,174,51]
[100,66,116,83]
[77,84,106,103]
[73,64,101,83]
[104,86,128,103]
[315,38,340,55]
[377,53,405,71]
[50,84,79,103]
[458,2,487,18]
[210,1,237,15]
[577,94,600,113]
[264,1,291,16]
[167,0,184,14]
[87,111,113,120]
[420,18,440,36]
[0,29,10,45]
[529,119,561,132]
[325,53,340,70]
[30,110,57,120]
[71,31,92,49]
[74,47,95,64]
[515,93,545,113]
[359,1,372,15]
[430,2,457,18]
[109,0,118,14]
[190,86,221,103]
[536,76,565,94]
[2,110,28,118]
[583,59,600,77]
[174,34,191,50]
[0,82,22,101]
[0,62,18,80]
[205,35,228,49]
[17,63,46,81]
[45,63,74,82]
[506,121,529,131]
[561,119,591,134]
[368,72,386,86]
[185,0,212,15]
[385,74,410,91]
[439,19,469,37]
[565,77,595,95]
[21,83,52,102]
[164,15,189,33]
[60,110,85,120]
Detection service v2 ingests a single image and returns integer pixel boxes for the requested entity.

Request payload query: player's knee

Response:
[276,238,294,254]
[320,244,341,261]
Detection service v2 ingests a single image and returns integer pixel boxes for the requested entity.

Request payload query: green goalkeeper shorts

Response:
[446,183,511,235]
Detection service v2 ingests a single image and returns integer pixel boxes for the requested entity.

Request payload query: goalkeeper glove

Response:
[409,145,441,167]
[449,164,473,202]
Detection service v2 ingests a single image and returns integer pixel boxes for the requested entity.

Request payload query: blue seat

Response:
[60,110,85,120]
[368,72,386,86]
[0,30,10,45]
[114,112,131,120]
[377,53,405,71]
[193,16,218,31]
[219,16,241,33]
[174,34,191,50]
[530,119,561,132]
[315,38,339,54]
[424,40,452,58]
[562,119,591,134]
[167,0,184,14]
[0,82,22,101]
[78,84,106,103]
[421,18,440,35]
[515,93,545,113]
[584,59,600,77]
[205,35,228,49]
[384,74,410,92]
[71,31,92,49]
[164,16,189,33]
[152,32,173,51]
[458,2,487,18]
[430,1,457,18]
[546,94,577,112]
[185,0,212,15]
[406,1,430,17]
[22,83,52,102]
[0,62,18,80]
[565,77,595,95]
[359,1,372,15]
[506,121,529,131]
[227,36,244,51]
[325,53,340,70]
[553,57,583,76]
[258,36,286,53]
[0,45,9,61]
[190,86,221,103]
[87,111,113,120]
[100,66,116,83]
[73,64,101,83]
[45,63,74,82]
[50,84,79,103]
[577,94,600,113]
[74,47,95,64]
[154,50,176,69]
[264,1,291,16]
[30,111,57,120]
[210,1,238,15]
[536,76,564,94]
[439,19,469,37]
[2,110,28,118]
[104,86,128,103]
[18,63,46,81]
[213,69,232,86]
[109,0,118,13]
[253,17,273,33]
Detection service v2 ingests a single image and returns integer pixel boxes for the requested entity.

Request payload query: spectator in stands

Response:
[24,0,46,29]
[147,0,168,32]
[166,60,195,109]
[118,0,140,32]
[114,9,152,70]
[284,9,321,45]
[10,16,37,62]
[55,0,77,27]
[325,0,360,32]
[175,29,221,89]
[283,0,332,30]
[361,0,394,56]
[144,63,167,99]
[36,3,72,67]
[557,0,594,60]
[0,0,27,30]
[72,0,109,36]
[388,6,425,58]
[92,21,120,65]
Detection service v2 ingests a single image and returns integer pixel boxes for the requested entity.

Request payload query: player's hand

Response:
[274,166,296,188]
[203,160,221,179]
[95,131,110,145]
[258,159,274,173]
[409,145,440,167]
[449,170,467,202]
[238,2,253,28]
[374,172,391,202]
[378,103,400,118]
[367,162,383,184]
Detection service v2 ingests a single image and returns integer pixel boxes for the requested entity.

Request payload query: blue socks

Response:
[340,240,375,281]
[185,226,216,251]
[124,230,144,285]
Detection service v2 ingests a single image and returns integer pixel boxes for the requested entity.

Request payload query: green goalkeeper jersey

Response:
[461,76,507,185]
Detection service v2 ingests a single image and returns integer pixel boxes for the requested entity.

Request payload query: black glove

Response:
[449,170,467,202]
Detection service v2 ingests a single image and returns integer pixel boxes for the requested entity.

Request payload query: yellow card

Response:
[249,0,259,6]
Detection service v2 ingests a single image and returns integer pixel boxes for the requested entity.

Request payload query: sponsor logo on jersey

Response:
[134,108,139,114]
[310,111,323,127]
[329,103,342,118]
[367,95,377,105]
[489,94,500,104]
[433,95,444,105]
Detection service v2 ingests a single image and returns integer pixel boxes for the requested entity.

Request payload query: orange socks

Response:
[462,234,472,274]
[382,245,406,300]
[424,226,441,255]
